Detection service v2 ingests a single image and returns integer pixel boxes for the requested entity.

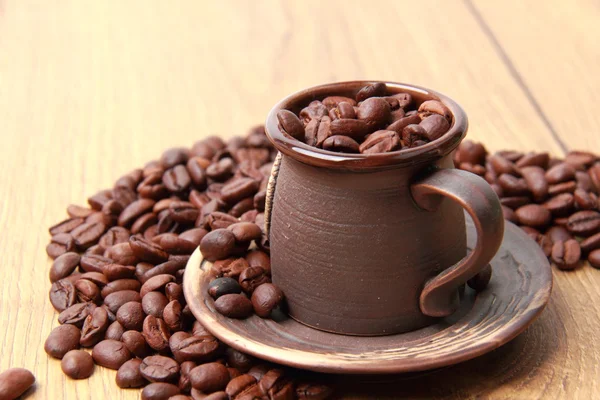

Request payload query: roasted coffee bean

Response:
[515,152,549,169]
[328,118,370,142]
[141,382,181,400]
[105,321,125,341]
[589,249,600,269]
[80,306,110,347]
[575,170,595,193]
[47,233,76,259]
[168,201,199,224]
[119,199,156,227]
[227,222,261,244]
[132,212,158,234]
[229,197,255,218]
[142,292,169,319]
[187,157,210,189]
[200,229,237,261]
[418,100,451,122]
[276,110,305,141]
[467,264,492,292]
[244,250,270,273]
[163,165,192,193]
[99,226,131,248]
[138,172,169,200]
[116,301,145,331]
[161,148,189,169]
[116,358,146,388]
[206,158,235,182]
[103,289,142,313]
[169,333,219,364]
[105,242,138,265]
[359,130,401,154]
[515,204,551,228]
[50,252,80,283]
[61,350,94,379]
[49,217,85,236]
[546,226,573,244]
[328,101,357,121]
[80,254,112,273]
[208,277,243,299]
[91,339,132,370]
[546,163,576,184]
[498,174,529,196]
[226,374,263,399]
[259,369,294,400]
[178,361,197,392]
[74,279,101,304]
[163,300,183,332]
[543,193,575,217]
[239,267,271,295]
[566,210,600,236]
[44,324,81,359]
[143,315,171,351]
[299,101,328,124]
[58,302,97,328]
[548,181,577,196]
[574,189,598,210]
[0,368,35,400]
[204,211,237,231]
[130,236,170,264]
[88,190,113,210]
[520,166,549,202]
[355,82,386,102]
[419,114,449,141]
[179,228,208,247]
[251,283,284,318]
[320,135,359,153]
[100,279,141,298]
[121,331,151,359]
[49,279,77,311]
[551,239,581,270]
[140,355,180,383]
[157,234,197,255]
[356,97,391,130]
[141,274,176,297]
[103,263,136,281]
[85,244,106,256]
[296,382,333,400]
[248,364,271,381]
[190,362,230,392]
[214,294,253,319]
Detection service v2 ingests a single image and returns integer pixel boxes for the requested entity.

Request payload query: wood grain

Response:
[0,0,597,398]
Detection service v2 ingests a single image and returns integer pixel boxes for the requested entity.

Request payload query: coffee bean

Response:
[49,279,77,311]
[200,229,237,261]
[221,178,260,206]
[208,277,242,299]
[138,172,169,200]
[47,233,76,259]
[168,201,199,224]
[116,358,146,388]
[161,148,189,169]
[328,101,357,121]
[276,110,305,141]
[551,239,581,270]
[58,302,97,328]
[100,279,141,298]
[92,339,131,370]
[116,301,145,331]
[169,333,220,364]
[163,165,192,193]
[179,228,208,247]
[515,152,549,169]
[130,236,170,264]
[328,118,370,142]
[190,362,230,392]
[226,222,261,244]
[259,369,294,400]
[204,211,237,231]
[0,368,35,400]
[140,274,176,297]
[296,382,334,400]
[143,315,171,351]
[299,101,328,124]
[163,300,183,332]
[49,217,85,236]
[418,114,450,141]
[239,267,271,295]
[88,190,113,210]
[131,212,158,234]
[74,279,101,304]
[567,210,600,236]
[178,361,197,392]
[543,193,575,217]
[104,290,142,314]
[498,174,529,196]
[589,249,600,269]
[80,254,113,273]
[142,292,170,318]
[99,226,131,248]
[214,294,253,319]
[50,252,80,283]
[251,283,284,318]
[321,135,360,153]
[356,97,391,130]
[141,382,181,400]
[119,199,156,227]
[548,181,577,196]
[574,189,598,210]
[206,158,235,182]
[520,166,549,202]
[61,350,94,379]
[80,306,110,347]
[304,116,332,148]
[105,321,125,341]
[44,324,81,359]
[546,163,576,184]
[140,355,180,383]
[103,263,136,281]
[546,226,573,244]
[359,130,401,154]
[105,242,138,265]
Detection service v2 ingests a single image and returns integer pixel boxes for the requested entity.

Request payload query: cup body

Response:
[265,81,469,336]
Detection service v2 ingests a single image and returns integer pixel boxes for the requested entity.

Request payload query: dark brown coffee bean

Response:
[74,279,101,304]
[131,212,159,234]
[163,165,192,193]
[567,210,600,236]
[118,199,155,227]
[221,178,260,205]
[115,301,145,331]
[140,355,180,383]
[356,97,391,130]
[305,116,333,148]
[546,163,576,184]
[103,263,136,281]
[204,211,237,230]
[143,315,171,351]
[99,226,130,248]
[178,228,208,247]
[322,96,357,110]
[186,157,210,189]
[355,82,386,102]
[88,189,113,210]
[80,306,110,347]
[520,166,549,202]
[328,118,370,141]
[49,217,85,236]
[226,374,262,399]
[454,140,486,165]
[121,331,151,359]
[58,302,96,328]
[167,201,198,224]
[104,290,142,314]
[579,232,600,254]
[50,252,80,283]
[546,226,573,244]
[178,361,197,393]
[105,321,125,341]
[105,242,139,265]
[543,193,575,217]
[251,283,284,318]
[222,349,253,374]
[418,114,450,141]
[189,362,230,392]
[208,277,242,299]
[141,382,181,400]
[488,155,519,176]
[564,151,597,169]
[67,204,94,218]
[100,279,140,298]
[160,148,189,169]
[78,271,108,287]
[298,101,328,124]
[276,110,305,141]
[239,267,271,295]
[44,324,81,359]
[85,244,105,256]
[92,339,132,370]
[358,130,401,154]
[0,368,35,400]
[61,349,94,379]
[458,163,486,176]
[157,235,197,255]
[200,229,237,262]
[588,163,600,191]
[101,199,124,219]
[142,258,187,283]
[418,100,451,122]
[85,211,113,227]
[138,172,169,200]
[295,382,334,400]
[515,152,549,169]
[140,274,176,297]
[116,358,146,388]
[328,101,357,121]
[589,249,600,268]
[49,279,77,311]
[498,174,529,196]
[128,236,168,264]
[80,254,112,273]
[206,158,235,182]
[225,222,261,244]
[574,189,598,210]
[230,199,255,220]
[551,239,581,270]
[214,294,253,319]
[47,233,76,259]
[497,150,524,163]
[575,171,595,193]
[259,369,294,400]
[548,181,577,196]
[163,300,183,332]
[515,204,551,228]
[141,292,169,319]
[320,135,359,153]
[170,333,220,364]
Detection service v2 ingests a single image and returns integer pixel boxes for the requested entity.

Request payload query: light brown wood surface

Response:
[0,1,597,398]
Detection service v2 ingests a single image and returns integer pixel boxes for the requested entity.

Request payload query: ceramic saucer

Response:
[183,219,552,374]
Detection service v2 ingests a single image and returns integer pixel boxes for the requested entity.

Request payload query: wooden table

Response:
[1,1,598,398]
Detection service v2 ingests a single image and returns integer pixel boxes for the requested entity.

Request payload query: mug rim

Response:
[265,80,468,170]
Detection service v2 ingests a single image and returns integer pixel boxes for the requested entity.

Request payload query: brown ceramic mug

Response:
[264,81,504,336]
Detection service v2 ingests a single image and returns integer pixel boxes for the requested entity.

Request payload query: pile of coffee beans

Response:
[455,141,600,270]
[45,126,332,399]
[0,368,35,399]
[276,82,452,154]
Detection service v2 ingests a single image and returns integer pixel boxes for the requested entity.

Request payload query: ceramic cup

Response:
[264,81,504,336]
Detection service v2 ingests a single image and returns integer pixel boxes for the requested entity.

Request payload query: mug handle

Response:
[410,168,504,318]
